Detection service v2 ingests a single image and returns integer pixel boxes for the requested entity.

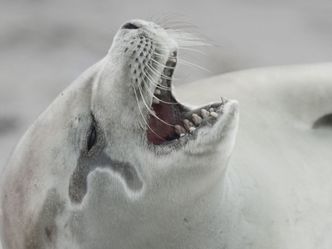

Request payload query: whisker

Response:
[146,62,169,78]
[176,40,212,48]
[132,85,148,129]
[153,51,176,59]
[158,16,198,30]
[154,47,209,73]
[178,58,210,73]
[150,57,176,69]
[137,83,175,127]
[164,24,198,30]
[136,60,164,88]
[146,62,175,81]
[177,47,207,55]
[142,68,171,91]
[142,80,177,105]
[168,31,212,47]
[155,47,206,57]
[154,46,174,54]
[132,85,166,141]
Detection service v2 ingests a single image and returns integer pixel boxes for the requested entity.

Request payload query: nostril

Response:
[122,22,139,30]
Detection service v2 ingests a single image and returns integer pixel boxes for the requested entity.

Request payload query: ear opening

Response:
[313,113,332,129]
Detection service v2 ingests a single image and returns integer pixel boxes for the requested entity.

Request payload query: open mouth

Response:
[146,52,227,145]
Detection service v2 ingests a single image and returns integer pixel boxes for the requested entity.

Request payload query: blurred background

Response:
[0,0,332,185]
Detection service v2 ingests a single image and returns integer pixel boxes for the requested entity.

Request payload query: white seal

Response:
[0,19,238,249]
[2,18,332,249]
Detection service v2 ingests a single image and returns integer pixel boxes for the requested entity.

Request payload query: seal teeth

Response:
[210,111,218,118]
[183,119,194,131]
[192,113,202,126]
[175,125,186,136]
[153,98,160,104]
[201,109,209,119]
[155,89,161,95]
[189,127,196,133]
[164,68,173,77]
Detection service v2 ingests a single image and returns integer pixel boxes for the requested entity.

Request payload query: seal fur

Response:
[0,19,238,249]
[2,19,331,249]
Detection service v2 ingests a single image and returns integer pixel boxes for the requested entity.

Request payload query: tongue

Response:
[147,102,177,145]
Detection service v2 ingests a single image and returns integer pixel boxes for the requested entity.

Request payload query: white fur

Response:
[1,18,331,249]
[176,63,332,249]
[0,20,238,249]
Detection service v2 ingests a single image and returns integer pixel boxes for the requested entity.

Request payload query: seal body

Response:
[1,18,332,249]
[176,63,332,249]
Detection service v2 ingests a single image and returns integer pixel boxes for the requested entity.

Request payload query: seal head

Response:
[0,19,239,249]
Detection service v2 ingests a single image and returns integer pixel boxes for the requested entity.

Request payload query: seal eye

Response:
[87,118,97,151]
[122,22,139,30]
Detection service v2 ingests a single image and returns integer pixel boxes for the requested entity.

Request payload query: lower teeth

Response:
[189,127,196,133]
[201,109,209,118]
[210,112,218,118]
[192,114,202,125]
[173,108,220,137]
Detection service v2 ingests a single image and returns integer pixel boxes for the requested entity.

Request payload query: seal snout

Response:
[118,20,235,149]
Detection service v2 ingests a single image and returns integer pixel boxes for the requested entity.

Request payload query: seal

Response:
[175,63,332,249]
[0,19,239,249]
[1,18,332,249]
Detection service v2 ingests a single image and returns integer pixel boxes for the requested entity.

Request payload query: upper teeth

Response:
[175,125,186,136]
[192,113,202,125]
[189,127,196,133]
[183,119,194,131]
[201,109,209,119]
[164,68,172,77]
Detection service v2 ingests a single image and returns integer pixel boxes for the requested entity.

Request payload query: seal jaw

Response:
[145,54,237,149]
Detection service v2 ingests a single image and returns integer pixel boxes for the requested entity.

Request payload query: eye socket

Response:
[87,116,97,151]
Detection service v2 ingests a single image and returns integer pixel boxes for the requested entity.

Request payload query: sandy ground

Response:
[0,0,332,247]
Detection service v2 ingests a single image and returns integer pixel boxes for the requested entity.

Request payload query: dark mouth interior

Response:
[147,94,183,145]
[147,56,183,145]
[146,53,224,145]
